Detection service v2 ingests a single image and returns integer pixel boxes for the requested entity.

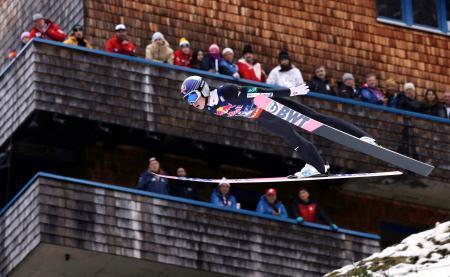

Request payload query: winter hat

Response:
[242,44,253,55]
[179,37,190,47]
[208,44,220,54]
[20,31,30,40]
[222,47,234,55]
[32,13,44,21]
[71,24,83,33]
[342,73,354,81]
[404,82,415,91]
[266,188,277,196]
[218,177,230,187]
[115,24,126,31]
[278,51,290,61]
[152,32,164,41]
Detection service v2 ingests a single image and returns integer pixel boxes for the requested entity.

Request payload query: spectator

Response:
[173,37,192,67]
[336,73,358,98]
[146,32,174,64]
[359,73,387,105]
[200,44,221,73]
[219,47,239,79]
[256,188,288,218]
[291,188,338,231]
[266,51,304,87]
[170,167,197,199]
[396,83,422,112]
[210,178,237,209]
[29,13,66,42]
[105,24,136,56]
[384,78,400,107]
[422,89,446,118]
[445,90,450,118]
[64,25,93,48]
[237,44,267,82]
[308,65,335,95]
[7,32,30,61]
[190,49,204,69]
[137,157,169,195]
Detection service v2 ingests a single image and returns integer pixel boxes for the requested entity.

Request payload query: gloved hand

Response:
[330,224,339,231]
[232,72,240,79]
[296,217,304,223]
[289,83,309,96]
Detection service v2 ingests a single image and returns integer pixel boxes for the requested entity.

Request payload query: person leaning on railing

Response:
[64,25,93,48]
[137,157,169,195]
[210,178,237,209]
[105,24,136,56]
[145,32,174,64]
[28,13,66,42]
[291,187,338,231]
[256,188,288,218]
[421,89,446,118]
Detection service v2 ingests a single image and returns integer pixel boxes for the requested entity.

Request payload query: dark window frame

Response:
[376,0,449,35]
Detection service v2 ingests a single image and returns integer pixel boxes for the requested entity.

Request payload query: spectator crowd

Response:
[137,157,339,231]
[5,13,450,119]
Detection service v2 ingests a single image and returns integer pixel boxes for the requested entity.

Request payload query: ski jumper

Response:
[205,84,369,173]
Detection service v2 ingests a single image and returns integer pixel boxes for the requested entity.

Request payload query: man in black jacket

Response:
[308,65,335,95]
[170,167,198,200]
[396,83,422,112]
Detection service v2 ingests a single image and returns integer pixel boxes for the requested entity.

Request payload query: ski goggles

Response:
[183,90,201,105]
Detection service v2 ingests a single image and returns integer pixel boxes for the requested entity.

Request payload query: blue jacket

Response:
[219,59,238,76]
[256,195,288,218]
[137,170,169,195]
[359,87,384,105]
[210,188,237,209]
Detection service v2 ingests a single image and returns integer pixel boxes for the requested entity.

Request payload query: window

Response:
[447,0,450,31]
[376,0,402,21]
[412,0,438,27]
[376,0,449,34]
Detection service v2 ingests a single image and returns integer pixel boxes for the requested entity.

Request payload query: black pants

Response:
[256,98,369,173]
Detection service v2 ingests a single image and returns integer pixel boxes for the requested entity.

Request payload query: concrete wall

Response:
[0,173,380,276]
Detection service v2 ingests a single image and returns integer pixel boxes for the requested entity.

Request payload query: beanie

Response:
[179,37,190,47]
[243,44,253,55]
[152,32,164,42]
[278,51,290,61]
[404,82,415,91]
[342,73,354,81]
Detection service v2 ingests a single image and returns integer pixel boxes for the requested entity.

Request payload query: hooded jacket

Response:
[105,35,136,56]
[29,19,66,42]
[210,188,237,208]
[256,195,288,218]
[266,65,304,88]
[64,35,93,48]
[237,58,267,82]
[173,48,192,67]
[145,38,174,64]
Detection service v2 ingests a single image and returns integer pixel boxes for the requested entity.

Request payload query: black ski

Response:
[254,95,434,176]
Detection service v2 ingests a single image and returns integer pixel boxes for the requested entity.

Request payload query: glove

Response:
[232,72,240,79]
[330,224,339,231]
[296,217,304,223]
[289,83,309,96]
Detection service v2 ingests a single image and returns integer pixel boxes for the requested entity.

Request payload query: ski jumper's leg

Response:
[257,111,326,173]
[273,97,370,138]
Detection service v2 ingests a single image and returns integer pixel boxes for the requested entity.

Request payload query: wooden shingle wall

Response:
[0,41,449,183]
[84,0,450,98]
[0,0,83,69]
[0,175,380,276]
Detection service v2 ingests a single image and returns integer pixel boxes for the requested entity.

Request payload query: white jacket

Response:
[266,65,304,88]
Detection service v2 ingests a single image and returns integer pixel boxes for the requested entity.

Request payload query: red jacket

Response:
[173,48,192,67]
[29,20,66,42]
[105,35,136,56]
[298,202,317,222]
[237,58,267,82]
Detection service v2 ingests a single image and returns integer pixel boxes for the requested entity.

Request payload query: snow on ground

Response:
[326,221,450,276]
